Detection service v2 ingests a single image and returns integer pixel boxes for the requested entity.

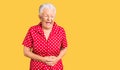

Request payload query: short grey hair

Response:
[39,3,56,15]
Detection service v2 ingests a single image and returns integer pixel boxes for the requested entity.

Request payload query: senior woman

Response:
[22,3,67,70]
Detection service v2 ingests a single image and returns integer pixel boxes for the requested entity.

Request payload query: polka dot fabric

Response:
[22,22,67,70]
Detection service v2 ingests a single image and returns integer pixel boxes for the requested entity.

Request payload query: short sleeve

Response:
[61,28,68,48]
[22,28,33,48]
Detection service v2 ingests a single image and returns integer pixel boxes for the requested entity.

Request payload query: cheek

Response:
[51,18,54,21]
[51,17,55,21]
[41,18,47,22]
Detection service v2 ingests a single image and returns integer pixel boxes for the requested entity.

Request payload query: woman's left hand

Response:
[45,56,60,66]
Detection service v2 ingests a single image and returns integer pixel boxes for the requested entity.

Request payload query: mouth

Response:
[46,22,52,26]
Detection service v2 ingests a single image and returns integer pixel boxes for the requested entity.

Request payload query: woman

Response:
[22,3,68,70]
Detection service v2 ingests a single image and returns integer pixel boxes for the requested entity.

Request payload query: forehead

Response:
[42,8,55,16]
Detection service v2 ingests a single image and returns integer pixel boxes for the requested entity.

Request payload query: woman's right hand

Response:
[41,56,53,66]
[42,56,51,62]
[41,56,59,66]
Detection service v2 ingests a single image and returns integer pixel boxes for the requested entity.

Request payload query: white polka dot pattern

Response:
[22,22,67,70]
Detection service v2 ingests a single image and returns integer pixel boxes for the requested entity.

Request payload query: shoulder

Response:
[27,24,40,32]
[58,26,64,31]
[54,22,63,30]
[55,24,66,33]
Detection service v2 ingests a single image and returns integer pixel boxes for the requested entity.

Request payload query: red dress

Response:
[22,22,67,70]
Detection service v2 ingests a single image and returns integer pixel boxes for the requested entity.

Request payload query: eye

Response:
[51,16,54,18]
[42,15,48,18]
[50,16,54,18]
[44,15,48,17]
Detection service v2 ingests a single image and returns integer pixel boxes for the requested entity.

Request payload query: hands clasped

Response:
[42,56,60,66]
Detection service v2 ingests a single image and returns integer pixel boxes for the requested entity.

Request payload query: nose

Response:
[47,16,53,21]
[47,17,51,21]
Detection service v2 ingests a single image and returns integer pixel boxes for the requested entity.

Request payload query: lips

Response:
[46,22,51,26]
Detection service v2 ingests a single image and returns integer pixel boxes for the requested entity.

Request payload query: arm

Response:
[23,46,50,63]
[57,28,68,60]
[46,47,67,66]
[57,47,67,60]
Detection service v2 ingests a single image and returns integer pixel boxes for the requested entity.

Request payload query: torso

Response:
[23,22,67,70]
[43,29,52,40]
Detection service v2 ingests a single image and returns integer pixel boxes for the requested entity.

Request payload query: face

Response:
[39,8,55,29]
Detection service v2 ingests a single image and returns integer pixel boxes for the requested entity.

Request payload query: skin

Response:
[24,8,67,66]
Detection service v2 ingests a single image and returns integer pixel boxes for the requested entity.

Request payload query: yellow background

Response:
[0,0,120,70]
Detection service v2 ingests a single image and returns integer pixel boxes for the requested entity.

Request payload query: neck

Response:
[42,26,52,31]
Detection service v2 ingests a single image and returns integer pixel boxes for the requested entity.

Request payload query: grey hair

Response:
[39,3,56,15]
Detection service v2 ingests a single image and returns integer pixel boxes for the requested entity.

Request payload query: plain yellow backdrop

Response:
[0,0,120,70]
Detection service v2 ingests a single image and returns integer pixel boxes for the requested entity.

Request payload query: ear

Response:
[38,15,42,19]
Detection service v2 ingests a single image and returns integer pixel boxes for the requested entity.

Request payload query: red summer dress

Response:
[22,22,67,70]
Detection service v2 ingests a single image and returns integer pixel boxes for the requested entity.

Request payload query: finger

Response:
[46,62,54,66]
